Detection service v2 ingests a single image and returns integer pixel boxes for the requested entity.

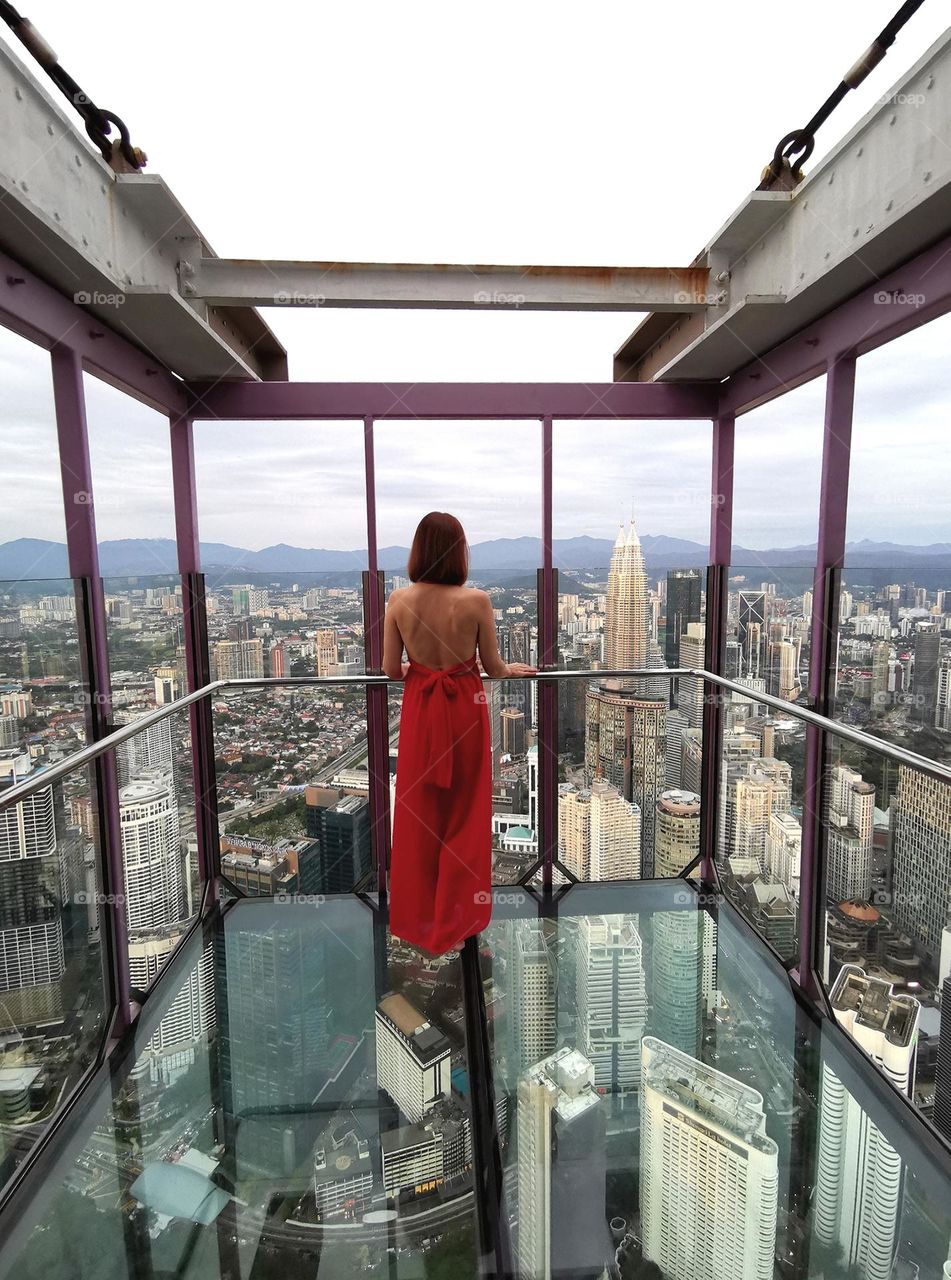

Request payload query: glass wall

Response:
[552,421,711,882]
[834,316,951,775]
[375,420,541,889]
[0,752,109,1194]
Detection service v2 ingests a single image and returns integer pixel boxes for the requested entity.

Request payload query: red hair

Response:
[407,512,469,585]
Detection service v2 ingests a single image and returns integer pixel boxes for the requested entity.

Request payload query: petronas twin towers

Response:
[605,518,651,674]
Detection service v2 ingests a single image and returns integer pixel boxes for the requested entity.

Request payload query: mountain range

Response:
[2,535,951,581]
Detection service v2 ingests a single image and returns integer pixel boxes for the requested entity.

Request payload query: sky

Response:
[2,1,950,556]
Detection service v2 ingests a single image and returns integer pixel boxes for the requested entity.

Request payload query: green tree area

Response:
[215,755,277,776]
[241,796,308,841]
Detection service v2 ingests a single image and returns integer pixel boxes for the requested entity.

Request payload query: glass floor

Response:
[1,881,949,1280]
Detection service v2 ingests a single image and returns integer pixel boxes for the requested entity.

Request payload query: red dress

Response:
[388,654,493,954]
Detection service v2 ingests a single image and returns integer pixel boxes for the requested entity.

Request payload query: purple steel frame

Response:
[3,229,951,1049]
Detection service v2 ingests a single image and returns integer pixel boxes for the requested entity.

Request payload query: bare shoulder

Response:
[466,586,491,612]
[387,586,406,609]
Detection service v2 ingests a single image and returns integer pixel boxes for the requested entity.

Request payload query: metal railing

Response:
[4,664,950,810]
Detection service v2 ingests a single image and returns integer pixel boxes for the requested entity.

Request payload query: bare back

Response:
[392,583,481,670]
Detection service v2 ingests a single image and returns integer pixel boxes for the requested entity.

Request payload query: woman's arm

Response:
[382,590,408,680]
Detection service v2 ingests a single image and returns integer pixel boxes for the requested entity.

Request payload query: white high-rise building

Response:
[815,966,921,1280]
[640,1036,779,1280]
[825,765,875,904]
[765,811,803,897]
[558,779,640,881]
[375,993,451,1124]
[575,915,648,1095]
[511,922,556,1074]
[516,1047,606,1280]
[119,766,186,934]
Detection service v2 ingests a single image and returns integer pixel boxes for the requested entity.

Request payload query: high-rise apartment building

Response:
[815,965,921,1280]
[824,765,875,904]
[891,765,951,968]
[213,638,265,681]
[665,569,702,670]
[640,1035,779,1280]
[516,1047,607,1280]
[511,921,556,1075]
[654,789,701,878]
[558,779,640,881]
[375,993,450,1124]
[575,915,648,1094]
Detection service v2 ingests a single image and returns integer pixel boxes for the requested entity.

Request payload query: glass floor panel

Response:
[0,882,949,1280]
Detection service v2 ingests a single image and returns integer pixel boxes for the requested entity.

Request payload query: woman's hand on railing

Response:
[504,662,538,678]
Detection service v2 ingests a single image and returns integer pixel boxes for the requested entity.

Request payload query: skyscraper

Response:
[310,794,372,894]
[516,1047,608,1280]
[815,965,921,1280]
[584,682,666,876]
[824,765,875,904]
[738,591,767,682]
[913,624,940,724]
[0,749,66,1028]
[640,1036,779,1280]
[375,993,451,1124]
[511,922,556,1074]
[605,519,650,676]
[665,569,702,670]
[891,765,951,968]
[558,779,640,881]
[575,915,648,1095]
[650,909,704,1057]
[654,789,701,878]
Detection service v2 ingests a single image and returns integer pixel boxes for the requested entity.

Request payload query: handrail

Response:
[3,664,950,810]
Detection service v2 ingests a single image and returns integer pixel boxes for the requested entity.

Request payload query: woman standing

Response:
[382,511,536,954]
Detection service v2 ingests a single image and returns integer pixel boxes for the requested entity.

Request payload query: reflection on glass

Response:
[820,734,951,1134]
[119,708,199,996]
[0,753,108,1192]
[0,898,488,1278]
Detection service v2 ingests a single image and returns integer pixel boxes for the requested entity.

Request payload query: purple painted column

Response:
[796,356,856,995]
[363,415,391,896]
[699,412,734,882]
[170,411,220,893]
[538,415,556,891]
[49,343,132,1034]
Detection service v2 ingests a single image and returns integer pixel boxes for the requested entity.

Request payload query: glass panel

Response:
[716,569,810,962]
[119,706,199,996]
[819,731,951,1130]
[0,750,109,1192]
[552,421,710,882]
[0,896,487,1278]
[375,421,541,889]
[213,686,373,894]
[0,325,65,572]
[103,575,187,723]
[834,317,951,765]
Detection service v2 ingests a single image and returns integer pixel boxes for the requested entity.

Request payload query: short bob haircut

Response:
[407,512,469,586]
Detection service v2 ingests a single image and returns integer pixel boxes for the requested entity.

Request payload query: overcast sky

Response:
[2,1,950,557]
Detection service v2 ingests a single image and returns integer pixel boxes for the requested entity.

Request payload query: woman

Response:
[382,511,537,955]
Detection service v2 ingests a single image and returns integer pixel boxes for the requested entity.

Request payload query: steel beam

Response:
[0,41,286,381]
[616,27,951,383]
[177,254,712,312]
[185,380,718,421]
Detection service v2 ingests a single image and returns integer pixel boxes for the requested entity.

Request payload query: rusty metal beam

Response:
[176,253,713,312]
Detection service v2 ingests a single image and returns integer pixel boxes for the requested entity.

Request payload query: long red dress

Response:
[388,654,493,954]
